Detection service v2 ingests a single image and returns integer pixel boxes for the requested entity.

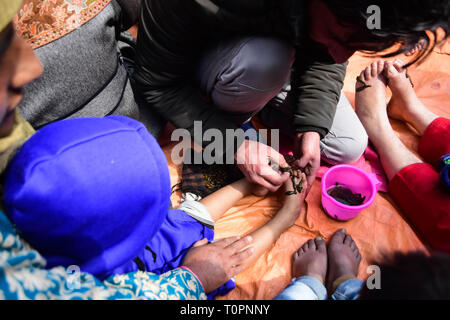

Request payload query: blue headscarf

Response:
[4,116,171,279]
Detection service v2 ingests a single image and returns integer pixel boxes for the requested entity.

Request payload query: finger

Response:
[299,172,308,193]
[267,147,289,168]
[306,167,318,194]
[249,173,279,192]
[258,164,290,186]
[216,236,241,248]
[226,235,253,252]
[192,238,209,248]
[230,263,248,276]
[296,156,310,170]
[230,246,254,265]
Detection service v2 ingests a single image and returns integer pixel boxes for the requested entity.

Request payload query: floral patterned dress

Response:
[0,210,206,300]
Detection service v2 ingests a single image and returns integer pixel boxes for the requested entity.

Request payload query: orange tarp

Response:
[164,39,450,300]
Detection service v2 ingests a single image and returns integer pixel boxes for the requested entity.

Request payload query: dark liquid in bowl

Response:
[327,183,366,206]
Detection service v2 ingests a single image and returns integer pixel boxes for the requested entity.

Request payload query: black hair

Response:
[323,0,450,66]
[359,251,450,300]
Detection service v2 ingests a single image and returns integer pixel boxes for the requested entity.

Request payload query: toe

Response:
[344,234,353,246]
[385,61,398,78]
[350,240,357,250]
[301,241,309,252]
[307,239,316,251]
[359,70,366,82]
[364,66,371,80]
[330,228,346,245]
[394,58,405,67]
[314,236,326,253]
[377,60,384,73]
[371,62,378,77]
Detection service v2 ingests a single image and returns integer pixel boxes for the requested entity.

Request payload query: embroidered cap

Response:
[4,116,171,279]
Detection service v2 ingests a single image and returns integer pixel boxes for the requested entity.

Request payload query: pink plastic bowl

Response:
[321,165,381,221]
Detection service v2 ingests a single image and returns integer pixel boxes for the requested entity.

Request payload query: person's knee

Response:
[236,37,295,92]
[321,132,369,165]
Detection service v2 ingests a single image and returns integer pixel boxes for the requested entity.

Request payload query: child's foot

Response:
[385,59,418,122]
[405,39,426,57]
[292,237,327,284]
[355,61,391,139]
[279,171,308,227]
[326,229,362,293]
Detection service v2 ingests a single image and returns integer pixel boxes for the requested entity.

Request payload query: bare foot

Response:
[385,59,439,135]
[405,39,426,57]
[292,237,327,284]
[279,170,308,227]
[326,229,362,293]
[355,61,391,140]
[385,59,417,122]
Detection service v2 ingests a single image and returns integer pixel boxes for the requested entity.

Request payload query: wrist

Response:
[233,178,254,196]
[178,266,207,293]
[302,131,321,140]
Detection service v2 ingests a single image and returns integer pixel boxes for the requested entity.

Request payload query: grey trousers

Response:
[195,36,368,165]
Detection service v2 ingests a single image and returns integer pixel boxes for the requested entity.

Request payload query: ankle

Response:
[331,275,357,292]
[304,272,325,284]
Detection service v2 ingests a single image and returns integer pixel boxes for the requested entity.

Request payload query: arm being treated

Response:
[200,178,254,222]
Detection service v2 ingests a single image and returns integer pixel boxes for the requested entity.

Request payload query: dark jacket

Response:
[133,0,347,146]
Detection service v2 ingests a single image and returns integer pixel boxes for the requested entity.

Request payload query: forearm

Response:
[200,178,253,222]
[237,206,296,270]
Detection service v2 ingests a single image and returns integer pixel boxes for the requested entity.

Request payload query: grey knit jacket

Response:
[18,0,163,137]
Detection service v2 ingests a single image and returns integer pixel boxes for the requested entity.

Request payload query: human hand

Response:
[181,236,254,294]
[235,140,290,193]
[293,131,321,194]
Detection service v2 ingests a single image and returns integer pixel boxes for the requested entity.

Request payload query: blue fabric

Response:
[274,276,327,300]
[112,209,214,275]
[275,276,363,300]
[111,209,235,299]
[330,278,364,300]
[0,209,206,300]
[4,116,171,280]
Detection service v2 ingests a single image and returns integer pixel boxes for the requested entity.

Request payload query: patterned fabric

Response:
[14,0,111,49]
[178,149,244,199]
[0,210,207,300]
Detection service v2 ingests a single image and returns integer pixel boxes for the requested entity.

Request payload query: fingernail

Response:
[316,236,323,240]
[340,228,346,233]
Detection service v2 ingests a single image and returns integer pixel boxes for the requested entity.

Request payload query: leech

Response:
[270,156,305,196]
[356,76,372,92]
[406,72,415,88]
[280,167,304,196]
